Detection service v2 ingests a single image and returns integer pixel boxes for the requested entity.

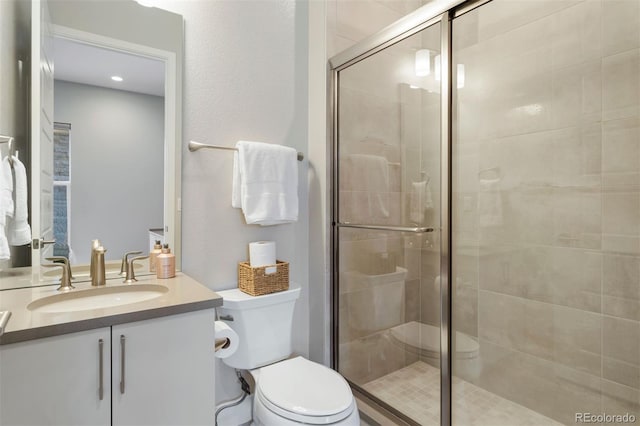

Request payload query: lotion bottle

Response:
[156,244,176,279]
[149,240,162,272]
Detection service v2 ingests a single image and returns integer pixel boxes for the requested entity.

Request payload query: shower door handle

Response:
[336,223,434,233]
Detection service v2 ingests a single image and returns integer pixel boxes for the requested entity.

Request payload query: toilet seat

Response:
[255,357,355,424]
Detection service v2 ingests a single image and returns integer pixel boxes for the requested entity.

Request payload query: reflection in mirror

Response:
[52,38,165,266]
[0,0,183,290]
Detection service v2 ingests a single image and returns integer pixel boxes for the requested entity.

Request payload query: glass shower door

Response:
[452,0,640,424]
[335,21,443,425]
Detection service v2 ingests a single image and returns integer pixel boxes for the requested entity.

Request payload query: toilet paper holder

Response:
[215,337,231,352]
[214,315,234,351]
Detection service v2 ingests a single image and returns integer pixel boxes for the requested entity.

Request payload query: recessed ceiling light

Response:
[111,76,123,82]
[135,0,155,7]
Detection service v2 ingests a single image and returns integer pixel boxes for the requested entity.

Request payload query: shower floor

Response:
[363,361,562,426]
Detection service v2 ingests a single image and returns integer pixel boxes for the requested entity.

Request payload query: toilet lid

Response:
[257,357,355,423]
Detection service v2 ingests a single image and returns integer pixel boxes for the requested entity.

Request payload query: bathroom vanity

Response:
[0,273,222,426]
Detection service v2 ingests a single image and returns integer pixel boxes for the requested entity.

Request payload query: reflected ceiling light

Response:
[415,49,431,77]
[433,56,464,88]
[111,75,124,82]
[135,0,155,7]
[457,64,465,89]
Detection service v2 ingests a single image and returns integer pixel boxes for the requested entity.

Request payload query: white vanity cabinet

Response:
[111,309,215,426]
[0,309,214,426]
[0,327,112,426]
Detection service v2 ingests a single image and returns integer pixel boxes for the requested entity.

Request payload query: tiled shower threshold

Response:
[362,361,562,426]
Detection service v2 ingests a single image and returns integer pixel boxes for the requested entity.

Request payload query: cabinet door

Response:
[112,309,215,426]
[0,327,111,426]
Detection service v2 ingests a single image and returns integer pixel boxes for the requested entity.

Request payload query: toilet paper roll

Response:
[214,321,239,359]
[249,241,276,267]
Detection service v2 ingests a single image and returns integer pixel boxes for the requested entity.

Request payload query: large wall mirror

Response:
[0,0,183,290]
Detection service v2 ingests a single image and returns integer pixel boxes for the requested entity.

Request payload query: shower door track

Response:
[329,0,493,425]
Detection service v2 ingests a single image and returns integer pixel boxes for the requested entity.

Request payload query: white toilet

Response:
[389,321,479,359]
[216,287,360,425]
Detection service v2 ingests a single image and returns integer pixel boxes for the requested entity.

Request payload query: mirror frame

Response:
[37,24,183,279]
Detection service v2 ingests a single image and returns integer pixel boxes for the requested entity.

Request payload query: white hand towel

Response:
[340,154,389,223]
[409,180,434,225]
[0,157,13,260]
[7,156,31,246]
[410,181,426,224]
[231,141,298,226]
[478,178,502,227]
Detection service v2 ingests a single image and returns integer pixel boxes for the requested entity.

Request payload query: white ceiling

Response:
[53,37,165,97]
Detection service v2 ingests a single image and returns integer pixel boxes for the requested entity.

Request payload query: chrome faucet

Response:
[91,245,107,287]
[43,256,74,291]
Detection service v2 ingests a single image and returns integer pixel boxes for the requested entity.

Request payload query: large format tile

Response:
[603,49,640,120]
[479,290,602,375]
[603,191,640,236]
[602,0,640,57]
[603,254,640,321]
[603,316,640,367]
[602,117,640,175]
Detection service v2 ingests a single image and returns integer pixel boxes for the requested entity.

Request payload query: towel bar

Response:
[189,140,304,162]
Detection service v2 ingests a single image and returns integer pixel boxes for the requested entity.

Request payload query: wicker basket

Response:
[238,260,289,296]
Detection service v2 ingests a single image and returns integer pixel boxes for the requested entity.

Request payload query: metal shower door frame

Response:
[328,1,491,424]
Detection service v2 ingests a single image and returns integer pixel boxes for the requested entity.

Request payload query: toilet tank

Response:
[216,287,301,370]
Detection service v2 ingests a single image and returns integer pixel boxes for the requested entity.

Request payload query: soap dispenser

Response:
[156,244,175,279]
[149,240,162,272]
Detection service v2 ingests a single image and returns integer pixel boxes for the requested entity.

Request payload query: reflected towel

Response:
[0,157,13,260]
[7,156,31,246]
[231,141,298,226]
[478,178,502,227]
[340,154,389,223]
[409,180,433,225]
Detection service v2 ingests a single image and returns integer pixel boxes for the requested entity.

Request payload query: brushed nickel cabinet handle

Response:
[98,339,104,401]
[120,335,126,394]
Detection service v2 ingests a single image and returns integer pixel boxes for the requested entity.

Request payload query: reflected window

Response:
[53,122,71,257]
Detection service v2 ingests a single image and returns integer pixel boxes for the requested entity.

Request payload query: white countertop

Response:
[0,272,222,345]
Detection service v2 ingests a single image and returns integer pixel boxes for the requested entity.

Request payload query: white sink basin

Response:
[27,284,169,313]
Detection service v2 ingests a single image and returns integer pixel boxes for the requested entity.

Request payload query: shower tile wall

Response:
[453,0,640,424]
